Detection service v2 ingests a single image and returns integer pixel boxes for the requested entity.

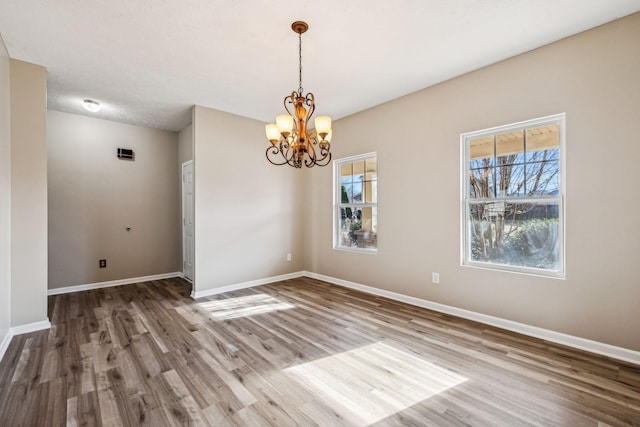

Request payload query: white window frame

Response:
[333,152,378,254]
[460,113,566,278]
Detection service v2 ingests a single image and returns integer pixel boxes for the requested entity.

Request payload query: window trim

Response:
[460,113,566,278]
[333,152,378,254]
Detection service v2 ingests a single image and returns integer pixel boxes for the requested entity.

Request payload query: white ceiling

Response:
[1,0,639,132]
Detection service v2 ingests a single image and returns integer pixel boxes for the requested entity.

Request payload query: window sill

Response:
[333,246,377,255]
[461,262,565,280]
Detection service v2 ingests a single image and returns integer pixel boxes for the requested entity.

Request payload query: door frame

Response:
[181,160,194,282]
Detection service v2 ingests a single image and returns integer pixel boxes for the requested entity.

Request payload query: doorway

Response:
[182,161,194,282]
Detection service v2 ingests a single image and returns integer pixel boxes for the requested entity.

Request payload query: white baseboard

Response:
[0,319,52,363]
[0,330,12,363]
[47,272,183,296]
[191,271,305,299]
[303,272,640,366]
[11,319,51,335]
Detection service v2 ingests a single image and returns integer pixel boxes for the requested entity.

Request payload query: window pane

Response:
[352,182,363,202]
[468,201,559,270]
[526,147,559,163]
[495,130,525,197]
[365,158,377,179]
[496,130,525,164]
[338,206,377,249]
[340,184,352,203]
[340,163,353,184]
[353,160,365,180]
[365,180,377,203]
[470,158,491,170]
[340,176,351,192]
[526,124,559,162]
[526,160,559,196]
[469,136,494,163]
[496,163,525,197]
[340,206,353,221]
[469,166,495,198]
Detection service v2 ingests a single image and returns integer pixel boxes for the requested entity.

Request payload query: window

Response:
[334,153,377,252]
[461,114,565,277]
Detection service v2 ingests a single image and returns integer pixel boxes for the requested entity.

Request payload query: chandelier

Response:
[265,21,332,168]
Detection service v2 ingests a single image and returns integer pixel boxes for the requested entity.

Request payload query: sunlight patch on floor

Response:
[197,294,295,320]
[285,341,467,425]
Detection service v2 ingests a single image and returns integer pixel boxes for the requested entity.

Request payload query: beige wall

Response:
[10,59,48,326]
[306,13,640,351]
[0,36,11,342]
[47,111,181,288]
[192,105,304,293]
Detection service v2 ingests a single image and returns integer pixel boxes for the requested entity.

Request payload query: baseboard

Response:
[0,320,52,364]
[191,271,305,299]
[0,329,12,364]
[303,272,640,366]
[47,272,183,296]
[11,319,51,335]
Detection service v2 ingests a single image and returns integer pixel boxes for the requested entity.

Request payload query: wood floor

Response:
[0,277,639,426]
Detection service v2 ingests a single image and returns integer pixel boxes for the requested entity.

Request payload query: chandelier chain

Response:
[298,31,303,95]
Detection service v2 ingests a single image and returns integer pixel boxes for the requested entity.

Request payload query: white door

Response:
[182,161,194,281]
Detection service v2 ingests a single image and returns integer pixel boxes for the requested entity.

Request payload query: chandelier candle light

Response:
[265,21,333,168]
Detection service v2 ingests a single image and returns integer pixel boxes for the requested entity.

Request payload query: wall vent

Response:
[117,148,135,161]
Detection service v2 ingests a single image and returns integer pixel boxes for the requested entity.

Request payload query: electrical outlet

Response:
[99,259,107,268]
[287,253,292,262]
[432,272,440,284]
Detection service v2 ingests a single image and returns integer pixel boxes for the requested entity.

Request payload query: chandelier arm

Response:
[283,93,295,118]
[305,93,315,124]
[305,93,314,107]
[283,135,303,169]
[305,139,317,168]
[311,129,331,167]
[307,131,318,153]
[314,144,332,167]
[266,138,301,167]
[267,132,330,169]
[282,137,293,163]
[266,143,289,166]
[304,136,317,168]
